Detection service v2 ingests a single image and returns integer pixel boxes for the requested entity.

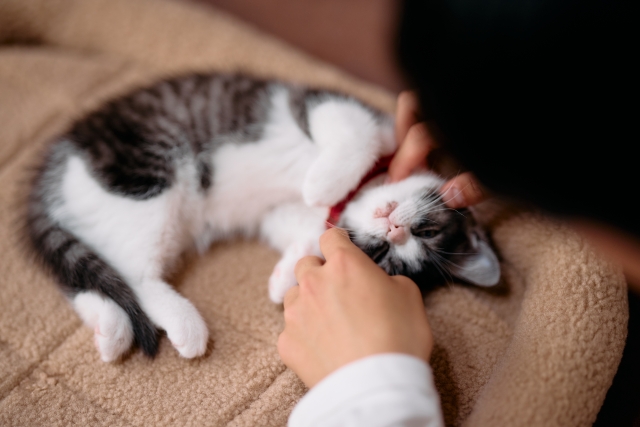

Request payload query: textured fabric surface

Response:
[0,0,629,426]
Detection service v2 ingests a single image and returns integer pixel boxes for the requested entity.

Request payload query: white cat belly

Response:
[202,87,393,237]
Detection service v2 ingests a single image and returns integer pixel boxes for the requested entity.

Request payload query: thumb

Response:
[318,228,367,262]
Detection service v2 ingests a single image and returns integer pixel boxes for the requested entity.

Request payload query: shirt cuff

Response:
[288,353,443,427]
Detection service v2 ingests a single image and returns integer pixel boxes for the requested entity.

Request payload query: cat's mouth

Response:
[373,201,398,219]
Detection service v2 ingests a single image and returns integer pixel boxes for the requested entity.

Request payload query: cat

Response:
[27,73,500,362]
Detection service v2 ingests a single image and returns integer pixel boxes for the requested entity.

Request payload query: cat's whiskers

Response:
[437,250,475,256]
[427,249,455,283]
[426,207,468,218]
[439,180,479,213]
[415,195,468,219]
[432,250,464,270]
[415,198,447,217]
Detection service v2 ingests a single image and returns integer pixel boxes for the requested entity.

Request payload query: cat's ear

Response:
[450,234,501,287]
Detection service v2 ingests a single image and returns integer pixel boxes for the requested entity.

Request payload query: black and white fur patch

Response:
[27,72,498,362]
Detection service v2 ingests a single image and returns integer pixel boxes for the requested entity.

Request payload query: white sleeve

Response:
[288,354,444,427]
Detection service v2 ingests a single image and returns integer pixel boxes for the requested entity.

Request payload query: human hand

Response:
[388,91,487,209]
[277,228,434,388]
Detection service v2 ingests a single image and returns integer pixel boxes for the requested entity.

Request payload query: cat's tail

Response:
[26,204,160,358]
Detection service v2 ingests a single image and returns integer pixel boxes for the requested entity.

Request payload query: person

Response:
[280,0,635,425]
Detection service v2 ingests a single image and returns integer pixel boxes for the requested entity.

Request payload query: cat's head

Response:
[339,173,500,292]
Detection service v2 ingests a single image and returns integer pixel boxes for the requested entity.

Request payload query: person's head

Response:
[396,0,638,284]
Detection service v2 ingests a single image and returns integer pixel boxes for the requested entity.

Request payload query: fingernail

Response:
[443,186,466,208]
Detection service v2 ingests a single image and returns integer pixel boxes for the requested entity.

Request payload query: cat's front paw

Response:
[269,242,320,303]
[302,157,363,207]
[163,300,209,358]
[303,176,349,207]
[268,261,298,303]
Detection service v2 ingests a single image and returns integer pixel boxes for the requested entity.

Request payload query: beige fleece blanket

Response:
[0,0,628,425]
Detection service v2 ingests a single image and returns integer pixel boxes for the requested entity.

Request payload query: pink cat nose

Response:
[388,224,409,245]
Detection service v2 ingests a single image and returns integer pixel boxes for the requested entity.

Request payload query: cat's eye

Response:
[414,228,440,238]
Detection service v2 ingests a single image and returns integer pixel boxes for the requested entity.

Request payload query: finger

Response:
[277,331,310,386]
[390,275,423,299]
[388,122,435,182]
[283,285,300,309]
[277,331,296,369]
[395,91,420,145]
[318,228,369,262]
[440,172,487,209]
[294,255,323,282]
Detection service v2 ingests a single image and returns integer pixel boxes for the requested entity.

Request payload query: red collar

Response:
[326,156,393,227]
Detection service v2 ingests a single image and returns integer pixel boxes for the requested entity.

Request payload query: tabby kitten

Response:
[28,73,500,362]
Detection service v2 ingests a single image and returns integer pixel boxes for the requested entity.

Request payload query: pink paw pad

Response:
[93,326,102,350]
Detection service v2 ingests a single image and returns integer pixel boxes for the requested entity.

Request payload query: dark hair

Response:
[397,0,636,236]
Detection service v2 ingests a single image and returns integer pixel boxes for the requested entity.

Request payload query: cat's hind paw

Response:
[94,319,134,363]
[163,299,209,359]
[74,292,134,362]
